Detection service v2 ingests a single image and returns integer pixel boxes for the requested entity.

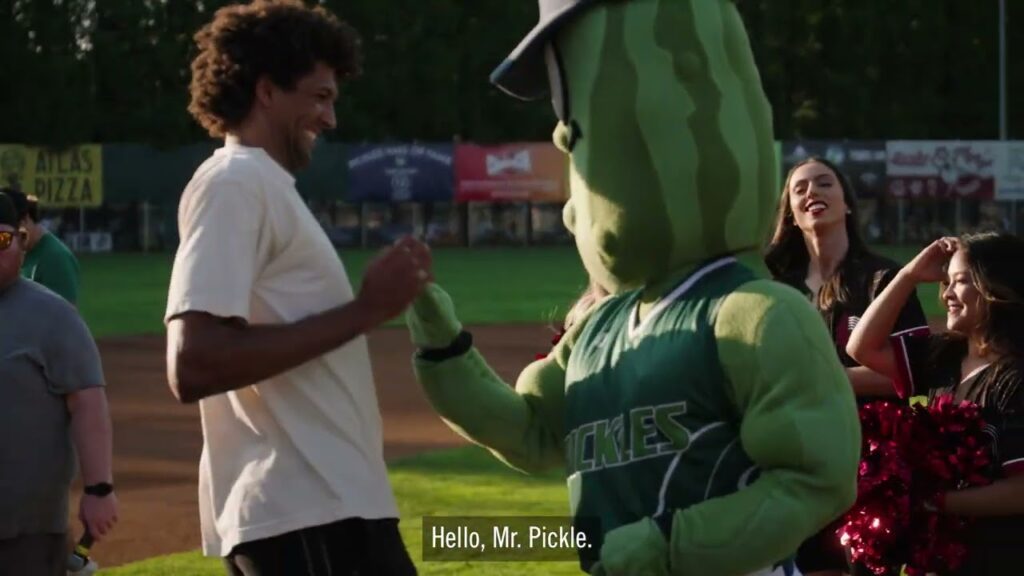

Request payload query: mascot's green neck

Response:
[636,264,700,317]
[634,249,764,320]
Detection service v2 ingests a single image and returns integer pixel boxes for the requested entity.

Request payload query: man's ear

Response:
[254,75,277,109]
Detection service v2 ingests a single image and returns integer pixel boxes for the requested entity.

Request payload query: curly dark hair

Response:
[188,0,362,138]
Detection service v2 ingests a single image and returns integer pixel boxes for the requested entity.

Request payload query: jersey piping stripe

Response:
[704,438,740,501]
[653,421,728,518]
[890,325,931,338]
[628,256,737,339]
[1003,457,1024,474]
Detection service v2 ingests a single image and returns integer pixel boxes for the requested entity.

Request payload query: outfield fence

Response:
[2,140,1020,253]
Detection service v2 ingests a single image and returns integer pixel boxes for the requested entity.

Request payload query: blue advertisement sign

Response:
[346,143,454,202]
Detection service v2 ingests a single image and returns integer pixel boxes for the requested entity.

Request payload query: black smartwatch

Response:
[84,482,114,497]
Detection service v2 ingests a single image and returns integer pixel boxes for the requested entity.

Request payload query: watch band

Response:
[84,482,114,497]
[417,330,473,362]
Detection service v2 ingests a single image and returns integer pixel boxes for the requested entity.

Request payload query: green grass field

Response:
[87,245,938,574]
[79,247,591,338]
[78,245,941,338]
[106,447,582,576]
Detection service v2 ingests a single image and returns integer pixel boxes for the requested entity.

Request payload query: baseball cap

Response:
[0,188,31,222]
[489,0,601,100]
[0,193,18,228]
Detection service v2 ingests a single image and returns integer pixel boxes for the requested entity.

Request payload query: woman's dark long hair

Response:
[764,156,871,310]
[939,232,1024,408]
[958,232,1024,359]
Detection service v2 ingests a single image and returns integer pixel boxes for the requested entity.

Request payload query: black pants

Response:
[224,518,416,576]
[0,533,66,576]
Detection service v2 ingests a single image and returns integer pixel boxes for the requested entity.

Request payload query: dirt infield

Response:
[84,318,947,568]
[81,324,554,568]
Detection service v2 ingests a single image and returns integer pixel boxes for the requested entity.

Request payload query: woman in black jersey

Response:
[765,157,927,576]
[848,232,1024,575]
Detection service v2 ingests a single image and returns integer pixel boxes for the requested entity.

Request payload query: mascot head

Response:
[492,0,777,293]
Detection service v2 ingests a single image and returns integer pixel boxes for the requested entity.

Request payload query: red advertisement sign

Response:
[455,143,568,202]
[885,141,998,199]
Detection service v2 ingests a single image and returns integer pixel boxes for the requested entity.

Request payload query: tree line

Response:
[1,0,1018,148]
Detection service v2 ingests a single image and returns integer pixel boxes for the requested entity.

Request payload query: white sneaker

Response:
[67,559,99,576]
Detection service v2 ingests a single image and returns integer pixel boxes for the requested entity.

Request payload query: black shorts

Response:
[0,533,67,576]
[224,517,416,576]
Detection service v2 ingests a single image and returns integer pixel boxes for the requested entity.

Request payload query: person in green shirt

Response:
[3,189,80,304]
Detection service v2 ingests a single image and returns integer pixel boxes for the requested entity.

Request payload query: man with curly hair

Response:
[164,2,425,574]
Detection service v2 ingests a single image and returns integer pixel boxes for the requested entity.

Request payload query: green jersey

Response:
[22,232,80,304]
[410,265,858,575]
[565,258,765,567]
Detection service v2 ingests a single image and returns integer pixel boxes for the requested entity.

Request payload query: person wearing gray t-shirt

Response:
[0,192,118,575]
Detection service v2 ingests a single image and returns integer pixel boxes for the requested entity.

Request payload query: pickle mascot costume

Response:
[407,1,861,574]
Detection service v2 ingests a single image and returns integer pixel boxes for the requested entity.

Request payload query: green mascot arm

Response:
[661,279,860,574]
[408,283,584,473]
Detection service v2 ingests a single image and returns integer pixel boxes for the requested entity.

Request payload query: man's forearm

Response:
[68,388,113,486]
[170,298,379,402]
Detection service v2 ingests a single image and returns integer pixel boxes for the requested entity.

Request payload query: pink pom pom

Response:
[840,397,992,574]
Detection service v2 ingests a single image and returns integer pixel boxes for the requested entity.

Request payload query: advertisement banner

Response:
[885,141,998,200]
[455,143,567,202]
[0,144,103,207]
[783,140,887,198]
[996,141,1024,201]
[346,143,454,202]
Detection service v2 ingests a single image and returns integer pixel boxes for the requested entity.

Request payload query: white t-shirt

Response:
[165,141,399,556]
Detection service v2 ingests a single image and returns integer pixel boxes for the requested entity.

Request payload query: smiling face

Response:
[942,249,985,335]
[265,61,339,172]
[786,161,849,235]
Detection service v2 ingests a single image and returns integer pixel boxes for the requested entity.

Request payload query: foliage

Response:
[1,0,1018,147]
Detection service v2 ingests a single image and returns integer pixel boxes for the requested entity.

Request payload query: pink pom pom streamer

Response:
[839,396,992,574]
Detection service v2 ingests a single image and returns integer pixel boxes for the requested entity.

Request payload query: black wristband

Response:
[84,482,114,497]
[418,330,473,362]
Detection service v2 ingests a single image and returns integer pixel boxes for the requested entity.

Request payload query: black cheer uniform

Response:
[893,332,1024,576]
[777,254,928,574]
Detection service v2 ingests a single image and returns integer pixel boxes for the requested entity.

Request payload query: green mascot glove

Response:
[407,283,463,349]
[404,280,573,474]
[591,517,670,576]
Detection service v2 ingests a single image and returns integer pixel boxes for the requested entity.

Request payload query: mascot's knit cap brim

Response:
[0,193,19,228]
[490,0,600,100]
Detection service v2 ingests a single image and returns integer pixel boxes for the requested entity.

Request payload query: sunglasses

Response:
[544,42,583,151]
[0,230,25,251]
